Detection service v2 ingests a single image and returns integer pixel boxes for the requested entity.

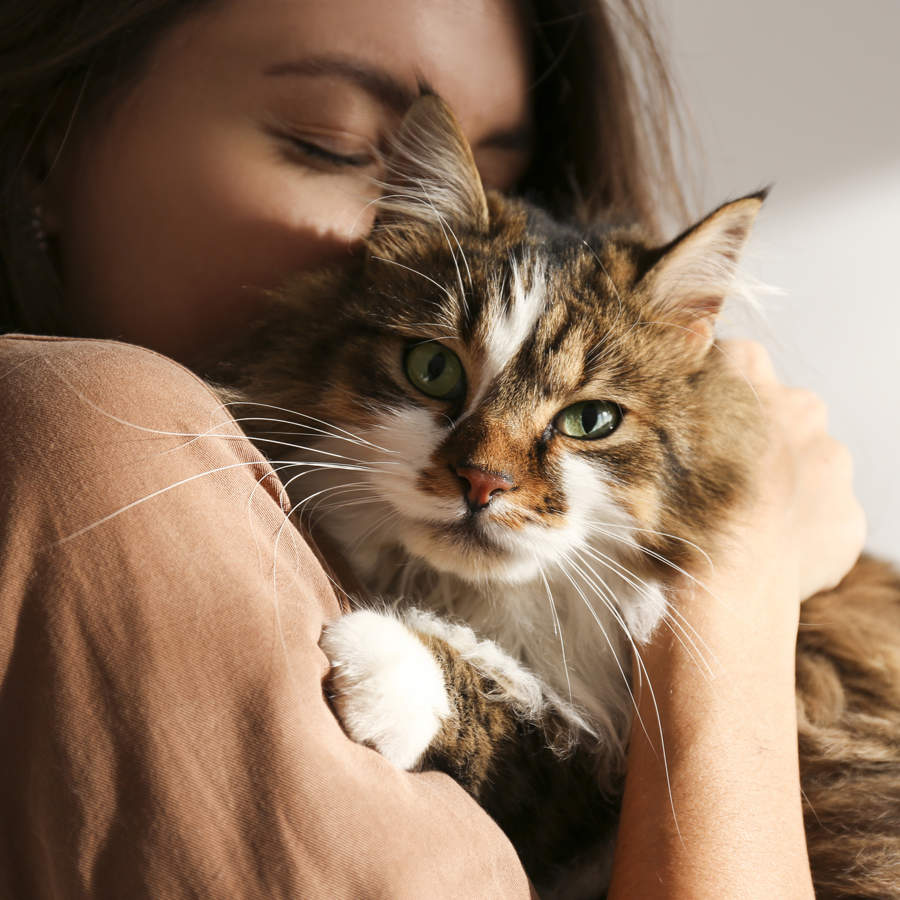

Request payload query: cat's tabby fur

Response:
[216,97,900,898]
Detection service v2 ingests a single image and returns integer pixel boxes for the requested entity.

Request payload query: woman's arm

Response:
[0,336,532,900]
[607,340,865,898]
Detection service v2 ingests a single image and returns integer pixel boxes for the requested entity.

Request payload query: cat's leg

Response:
[320,608,620,897]
[319,607,548,782]
[319,608,452,771]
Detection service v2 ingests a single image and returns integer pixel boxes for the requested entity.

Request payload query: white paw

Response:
[320,610,451,770]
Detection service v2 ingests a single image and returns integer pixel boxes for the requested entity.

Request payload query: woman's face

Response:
[46,0,532,365]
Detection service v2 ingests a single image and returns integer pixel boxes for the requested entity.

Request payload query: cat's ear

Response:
[638,190,767,361]
[373,93,490,236]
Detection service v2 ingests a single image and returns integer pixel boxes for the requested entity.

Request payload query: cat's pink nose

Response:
[454,465,515,512]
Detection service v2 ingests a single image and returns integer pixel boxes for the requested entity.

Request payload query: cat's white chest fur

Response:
[356,536,668,765]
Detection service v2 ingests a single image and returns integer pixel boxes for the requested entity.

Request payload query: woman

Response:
[0,0,864,896]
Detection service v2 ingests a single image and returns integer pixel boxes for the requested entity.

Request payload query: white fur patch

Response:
[403,608,545,718]
[363,406,458,521]
[320,609,451,770]
[465,254,547,417]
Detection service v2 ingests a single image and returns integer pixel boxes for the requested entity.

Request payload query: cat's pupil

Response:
[426,353,446,382]
[582,405,599,434]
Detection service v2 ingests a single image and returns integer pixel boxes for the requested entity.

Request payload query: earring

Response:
[31,204,48,252]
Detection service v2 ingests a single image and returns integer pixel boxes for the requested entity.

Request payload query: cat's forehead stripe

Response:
[463,252,548,419]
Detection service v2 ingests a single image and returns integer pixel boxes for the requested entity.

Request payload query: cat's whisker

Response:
[564,551,683,840]
[311,491,384,521]
[195,430,398,468]
[349,190,428,240]
[348,506,403,555]
[268,480,383,657]
[538,565,573,705]
[293,482,378,531]
[556,555,650,740]
[581,538,708,678]
[215,417,404,460]
[587,524,729,611]
[657,611,717,677]
[52,457,351,546]
[439,210,474,295]
[586,520,715,576]
[297,483,381,526]
[576,543,717,678]
[234,431,402,470]
[663,602,720,673]
[45,359,267,453]
[218,400,399,454]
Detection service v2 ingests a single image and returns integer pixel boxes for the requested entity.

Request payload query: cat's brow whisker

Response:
[370,255,455,303]
[581,238,626,358]
[439,210,474,295]
[348,190,425,239]
[421,191,467,313]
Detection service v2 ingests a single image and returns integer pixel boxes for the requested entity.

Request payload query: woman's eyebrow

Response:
[264,53,532,156]
[263,54,418,115]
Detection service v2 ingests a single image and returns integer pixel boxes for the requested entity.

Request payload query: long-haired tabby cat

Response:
[215,96,900,898]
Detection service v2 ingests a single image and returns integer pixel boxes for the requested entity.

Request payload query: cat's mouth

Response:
[394,512,544,583]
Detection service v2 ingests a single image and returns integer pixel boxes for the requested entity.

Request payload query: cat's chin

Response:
[398,522,543,585]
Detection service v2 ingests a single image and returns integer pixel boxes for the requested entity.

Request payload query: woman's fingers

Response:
[716,339,865,601]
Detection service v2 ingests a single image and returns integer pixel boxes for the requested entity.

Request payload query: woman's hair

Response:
[0,0,691,335]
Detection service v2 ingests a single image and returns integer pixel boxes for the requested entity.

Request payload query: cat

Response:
[214,96,900,898]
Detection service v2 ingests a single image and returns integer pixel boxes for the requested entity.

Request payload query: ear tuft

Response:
[640,191,766,359]
[374,94,489,234]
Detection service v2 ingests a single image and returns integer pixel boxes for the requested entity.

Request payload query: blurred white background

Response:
[661,0,900,563]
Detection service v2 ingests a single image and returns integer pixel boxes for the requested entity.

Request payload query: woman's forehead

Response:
[185,0,532,145]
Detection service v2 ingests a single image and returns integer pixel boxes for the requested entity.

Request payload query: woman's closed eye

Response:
[267,123,377,171]
[286,136,375,169]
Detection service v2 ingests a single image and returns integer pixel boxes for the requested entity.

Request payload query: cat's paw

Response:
[320,609,451,770]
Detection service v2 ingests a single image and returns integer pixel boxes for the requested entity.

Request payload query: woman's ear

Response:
[636,189,767,361]
[371,93,490,247]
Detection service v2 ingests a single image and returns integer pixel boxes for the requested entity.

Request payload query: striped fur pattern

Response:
[219,97,900,898]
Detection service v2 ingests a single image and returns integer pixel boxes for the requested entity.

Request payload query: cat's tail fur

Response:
[796,554,900,898]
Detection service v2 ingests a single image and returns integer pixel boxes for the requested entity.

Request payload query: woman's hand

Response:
[608,340,865,899]
[716,339,866,606]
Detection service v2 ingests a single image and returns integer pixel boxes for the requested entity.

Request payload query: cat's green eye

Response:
[555,401,623,440]
[404,342,465,401]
